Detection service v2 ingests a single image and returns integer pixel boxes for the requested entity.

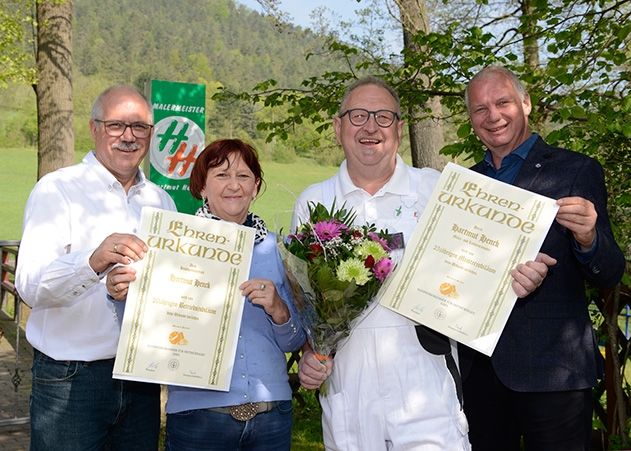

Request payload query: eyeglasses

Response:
[94,119,154,138]
[339,108,400,128]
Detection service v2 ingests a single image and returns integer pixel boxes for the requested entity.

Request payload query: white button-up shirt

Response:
[16,151,176,361]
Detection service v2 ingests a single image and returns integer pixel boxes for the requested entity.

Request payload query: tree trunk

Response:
[520,0,540,70]
[397,0,445,170]
[35,0,74,179]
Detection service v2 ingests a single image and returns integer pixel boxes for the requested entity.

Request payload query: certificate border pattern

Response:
[208,267,240,386]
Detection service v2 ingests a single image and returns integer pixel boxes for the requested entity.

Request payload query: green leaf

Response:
[456,122,471,139]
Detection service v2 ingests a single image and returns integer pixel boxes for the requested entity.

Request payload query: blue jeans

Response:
[30,349,160,451]
[165,400,293,451]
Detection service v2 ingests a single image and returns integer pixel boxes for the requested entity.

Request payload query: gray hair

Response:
[464,65,528,113]
[339,76,401,115]
[91,85,153,122]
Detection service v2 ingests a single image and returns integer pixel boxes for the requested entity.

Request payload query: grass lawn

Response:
[291,390,326,450]
[252,159,337,234]
[0,147,337,240]
[0,147,38,240]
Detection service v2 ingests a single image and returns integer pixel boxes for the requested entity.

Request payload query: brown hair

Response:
[189,139,264,200]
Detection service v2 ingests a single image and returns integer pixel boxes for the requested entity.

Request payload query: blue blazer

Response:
[460,136,625,392]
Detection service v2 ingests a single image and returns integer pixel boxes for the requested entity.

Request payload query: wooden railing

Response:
[0,239,30,427]
[0,240,20,317]
[593,270,631,449]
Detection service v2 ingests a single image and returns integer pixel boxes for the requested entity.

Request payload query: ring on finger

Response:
[113,244,118,253]
[260,283,265,290]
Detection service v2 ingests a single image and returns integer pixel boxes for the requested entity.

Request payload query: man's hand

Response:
[511,252,557,298]
[88,233,147,274]
[106,265,137,301]
[299,348,333,390]
[556,197,597,250]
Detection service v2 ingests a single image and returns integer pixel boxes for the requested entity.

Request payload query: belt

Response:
[208,401,277,421]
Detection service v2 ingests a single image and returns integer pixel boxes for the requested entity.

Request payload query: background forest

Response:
[0,0,349,165]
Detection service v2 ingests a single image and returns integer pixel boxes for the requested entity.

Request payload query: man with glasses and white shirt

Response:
[294,76,552,450]
[16,85,175,450]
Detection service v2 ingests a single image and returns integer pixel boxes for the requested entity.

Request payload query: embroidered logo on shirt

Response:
[395,206,402,217]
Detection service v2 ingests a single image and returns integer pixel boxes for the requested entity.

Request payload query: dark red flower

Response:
[308,243,323,261]
[364,255,375,268]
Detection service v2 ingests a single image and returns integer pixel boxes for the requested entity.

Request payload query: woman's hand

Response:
[106,264,137,301]
[240,279,289,324]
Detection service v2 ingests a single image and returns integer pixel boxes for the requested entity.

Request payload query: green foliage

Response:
[20,114,37,145]
[307,200,357,225]
[226,0,630,256]
[270,143,297,163]
[73,0,341,91]
[0,0,36,87]
[0,0,350,163]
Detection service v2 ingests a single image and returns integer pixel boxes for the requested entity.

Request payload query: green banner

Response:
[149,80,205,214]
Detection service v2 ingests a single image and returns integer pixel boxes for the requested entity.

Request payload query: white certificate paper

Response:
[379,163,559,356]
[113,207,254,390]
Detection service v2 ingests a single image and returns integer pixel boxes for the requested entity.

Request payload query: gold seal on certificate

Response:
[113,207,255,390]
[378,163,559,356]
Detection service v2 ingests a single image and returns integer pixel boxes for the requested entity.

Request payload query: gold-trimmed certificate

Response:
[378,163,558,356]
[113,207,255,390]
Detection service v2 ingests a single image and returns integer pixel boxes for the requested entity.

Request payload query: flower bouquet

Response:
[278,201,395,365]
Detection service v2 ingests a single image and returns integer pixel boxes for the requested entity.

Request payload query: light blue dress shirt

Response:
[166,232,306,413]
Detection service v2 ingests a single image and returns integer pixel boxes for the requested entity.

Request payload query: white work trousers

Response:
[320,305,470,451]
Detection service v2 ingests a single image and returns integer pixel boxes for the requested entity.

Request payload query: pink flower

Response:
[313,220,344,241]
[368,232,390,251]
[373,257,394,282]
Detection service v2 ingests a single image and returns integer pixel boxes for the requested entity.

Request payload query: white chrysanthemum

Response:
[354,240,387,261]
[336,258,371,285]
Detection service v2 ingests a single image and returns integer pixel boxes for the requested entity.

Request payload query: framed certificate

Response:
[113,207,255,390]
[379,163,558,355]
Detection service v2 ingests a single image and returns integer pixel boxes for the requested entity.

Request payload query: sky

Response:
[235,0,363,29]
[235,0,403,54]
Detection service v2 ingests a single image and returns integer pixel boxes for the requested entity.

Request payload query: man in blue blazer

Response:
[459,65,626,451]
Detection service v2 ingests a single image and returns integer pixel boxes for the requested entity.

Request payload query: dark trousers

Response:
[30,349,160,451]
[462,352,592,451]
[165,401,293,451]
